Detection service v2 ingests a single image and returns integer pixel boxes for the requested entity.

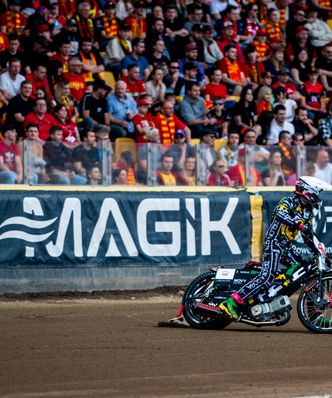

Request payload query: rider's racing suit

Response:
[237,194,314,300]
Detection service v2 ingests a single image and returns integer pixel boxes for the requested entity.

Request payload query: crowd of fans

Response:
[0,0,332,186]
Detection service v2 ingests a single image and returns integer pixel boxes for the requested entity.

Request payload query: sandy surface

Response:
[0,291,332,398]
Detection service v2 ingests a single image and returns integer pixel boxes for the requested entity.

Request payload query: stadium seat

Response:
[214,138,227,151]
[114,137,136,163]
[101,71,116,90]
[190,138,201,146]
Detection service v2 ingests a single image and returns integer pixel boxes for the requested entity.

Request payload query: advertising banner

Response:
[0,190,252,268]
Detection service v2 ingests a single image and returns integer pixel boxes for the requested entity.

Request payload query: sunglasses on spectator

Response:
[216,164,226,168]
[214,102,224,106]
[175,134,185,139]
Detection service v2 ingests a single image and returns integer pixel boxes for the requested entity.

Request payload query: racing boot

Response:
[219,292,245,320]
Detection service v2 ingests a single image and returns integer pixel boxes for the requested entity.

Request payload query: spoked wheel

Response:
[182,271,232,329]
[297,274,332,333]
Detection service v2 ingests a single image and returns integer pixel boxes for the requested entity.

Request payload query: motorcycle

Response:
[182,230,332,333]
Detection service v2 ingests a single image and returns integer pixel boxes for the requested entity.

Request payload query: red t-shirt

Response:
[203,83,227,100]
[121,76,146,99]
[53,119,79,146]
[0,141,20,171]
[133,113,154,143]
[303,81,324,109]
[272,81,298,96]
[50,53,71,73]
[24,112,57,142]
[63,72,87,102]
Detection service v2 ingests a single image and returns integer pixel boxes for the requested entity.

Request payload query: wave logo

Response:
[0,197,83,257]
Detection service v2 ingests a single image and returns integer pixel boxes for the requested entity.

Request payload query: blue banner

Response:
[0,190,252,267]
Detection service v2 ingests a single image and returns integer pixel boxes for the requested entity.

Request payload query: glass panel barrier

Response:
[16,141,332,187]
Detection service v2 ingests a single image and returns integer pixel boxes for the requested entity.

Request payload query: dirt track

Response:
[0,292,332,398]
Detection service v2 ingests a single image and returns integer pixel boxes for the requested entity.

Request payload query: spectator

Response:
[107,80,137,139]
[53,104,81,148]
[167,128,196,176]
[261,149,287,186]
[229,86,258,136]
[80,79,110,134]
[290,48,311,88]
[0,125,23,184]
[63,57,87,103]
[179,82,215,139]
[218,44,248,96]
[145,67,166,104]
[277,130,297,178]
[203,67,228,101]
[6,80,34,138]
[256,85,273,117]
[201,24,223,69]
[244,44,265,90]
[313,148,332,184]
[305,8,332,48]
[115,0,134,21]
[218,130,240,168]
[95,1,119,51]
[24,123,48,184]
[24,98,57,142]
[104,22,132,79]
[228,147,262,186]
[43,126,84,185]
[292,106,319,145]
[117,150,137,185]
[163,60,180,94]
[154,99,190,143]
[113,168,128,185]
[243,3,260,41]
[183,155,197,186]
[78,37,105,84]
[124,0,147,39]
[87,164,102,185]
[252,28,270,62]
[50,40,72,74]
[207,158,231,186]
[72,129,99,184]
[239,128,269,173]
[0,34,27,73]
[146,39,170,74]
[263,45,285,81]
[318,103,332,146]
[207,97,228,138]
[267,104,295,145]
[122,64,146,100]
[316,43,332,94]
[74,2,94,41]
[156,152,187,186]
[163,4,189,59]
[265,8,283,47]
[301,67,326,121]
[0,0,26,35]
[133,97,154,143]
[198,128,218,183]
[0,58,25,100]
[120,38,149,81]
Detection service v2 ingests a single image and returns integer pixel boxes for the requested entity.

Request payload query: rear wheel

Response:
[182,271,232,329]
[297,274,332,334]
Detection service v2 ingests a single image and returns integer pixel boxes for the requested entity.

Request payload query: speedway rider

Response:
[218,176,329,320]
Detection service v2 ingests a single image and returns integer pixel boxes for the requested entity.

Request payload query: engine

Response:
[250,296,292,320]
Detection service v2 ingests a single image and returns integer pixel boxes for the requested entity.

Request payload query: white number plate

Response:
[215,268,236,280]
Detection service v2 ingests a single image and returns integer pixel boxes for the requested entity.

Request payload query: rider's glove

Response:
[295,219,305,230]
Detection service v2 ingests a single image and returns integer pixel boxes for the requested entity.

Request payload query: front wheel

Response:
[297,274,332,333]
[182,271,232,329]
